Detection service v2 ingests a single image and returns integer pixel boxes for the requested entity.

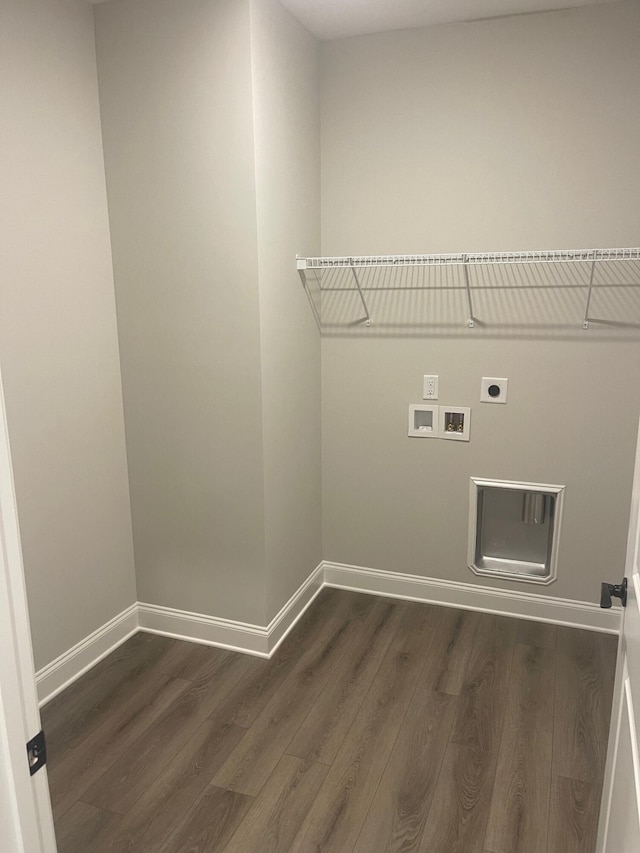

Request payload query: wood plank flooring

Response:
[42,589,618,853]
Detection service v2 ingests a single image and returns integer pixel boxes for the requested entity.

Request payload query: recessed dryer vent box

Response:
[439,406,470,441]
[468,478,565,585]
[408,404,439,438]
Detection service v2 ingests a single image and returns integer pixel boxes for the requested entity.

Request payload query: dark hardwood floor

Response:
[42,588,618,852]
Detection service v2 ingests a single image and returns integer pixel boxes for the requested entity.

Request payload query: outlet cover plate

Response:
[423,375,439,400]
[481,377,509,404]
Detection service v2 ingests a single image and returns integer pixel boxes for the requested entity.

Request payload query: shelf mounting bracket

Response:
[296,257,322,332]
[349,259,372,327]
[463,256,475,328]
[582,256,597,330]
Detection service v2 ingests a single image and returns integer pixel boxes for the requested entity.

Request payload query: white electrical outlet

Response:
[423,375,439,400]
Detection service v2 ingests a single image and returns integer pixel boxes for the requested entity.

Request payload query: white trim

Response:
[598,647,628,852]
[137,563,325,659]
[624,672,640,830]
[36,558,620,711]
[36,564,326,706]
[265,563,325,655]
[322,561,621,634]
[0,365,56,851]
[35,603,138,707]
[137,603,271,657]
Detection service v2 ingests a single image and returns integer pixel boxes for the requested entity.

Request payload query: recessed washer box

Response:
[408,404,439,438]
[440,406,470,441]
[468,478,565,585]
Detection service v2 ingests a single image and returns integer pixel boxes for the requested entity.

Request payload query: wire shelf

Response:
[296,247,640,331]
[299,248,640,269]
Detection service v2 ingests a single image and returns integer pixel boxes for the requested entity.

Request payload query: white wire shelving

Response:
[296,247,640,331]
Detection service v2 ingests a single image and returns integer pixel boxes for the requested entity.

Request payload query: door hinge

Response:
[26,730,46,776]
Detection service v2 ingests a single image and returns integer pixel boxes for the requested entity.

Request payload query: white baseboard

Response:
[137,603,271,657]
[36,559,619,706]
[137,563,324,658]
[36,565,324,706]
[322,561,622,634]
[35,603,138,706]
[265,563,325,654]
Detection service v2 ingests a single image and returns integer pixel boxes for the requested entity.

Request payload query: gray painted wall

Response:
[95,0,268,624]
[95,0,322,624]
[321,1,640,255]
[0,0,137,670]
[6,0,639,673]
[250,0,322,621]
[320,0,640,603]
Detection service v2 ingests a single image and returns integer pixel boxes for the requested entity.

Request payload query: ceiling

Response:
[277,0,619,40]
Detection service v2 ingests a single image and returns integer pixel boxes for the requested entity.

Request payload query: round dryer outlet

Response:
[480,377,509,403]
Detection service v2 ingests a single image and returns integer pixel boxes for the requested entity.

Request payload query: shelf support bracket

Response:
[296,257,322,332]
[582,257,597,330]
[349,259,372,327]
[463,256,475,328]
